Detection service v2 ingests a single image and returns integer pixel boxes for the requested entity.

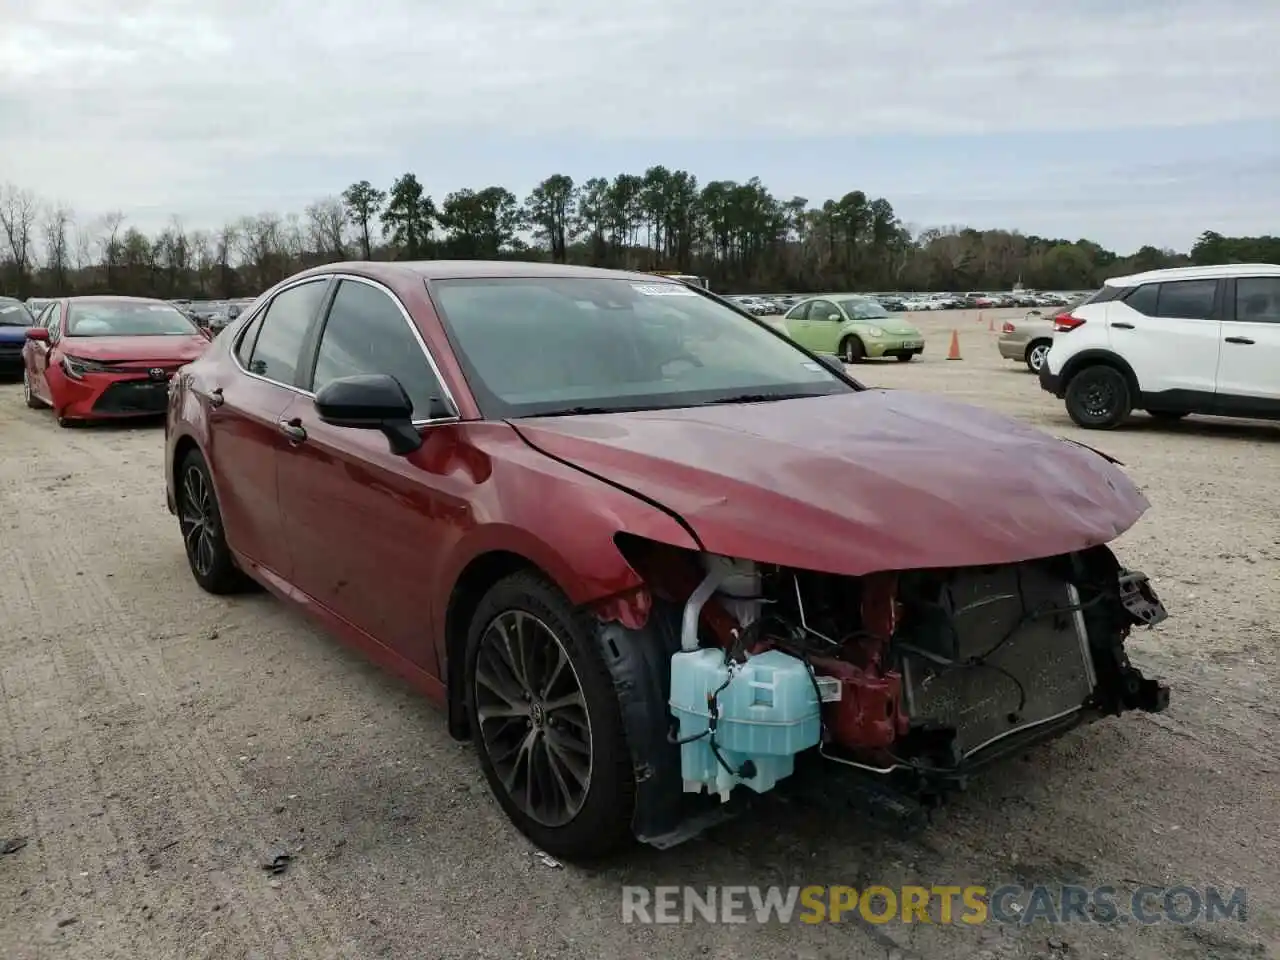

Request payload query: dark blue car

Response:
[0,297,35,376]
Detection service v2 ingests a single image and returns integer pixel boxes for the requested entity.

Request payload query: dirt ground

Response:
[1,307,1277,960]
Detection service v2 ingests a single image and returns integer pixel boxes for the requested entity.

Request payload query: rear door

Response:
[1214,275,1280,414]
[1107,278,1221,397]
[206,278,332,580]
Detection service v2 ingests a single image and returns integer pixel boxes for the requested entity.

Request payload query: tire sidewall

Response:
[464,572,634,861]
[178,449,243,593]
[1066,365,1131,429]
[841,337,864,363]
[1027,342,1050,373]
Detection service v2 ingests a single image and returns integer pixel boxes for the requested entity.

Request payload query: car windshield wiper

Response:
[698,393,810,406]
[526,406,617,418]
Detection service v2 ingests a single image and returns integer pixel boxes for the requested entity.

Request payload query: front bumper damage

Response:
[595,543,1170,847]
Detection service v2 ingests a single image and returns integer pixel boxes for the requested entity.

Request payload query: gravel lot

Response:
[1,307,1277,960]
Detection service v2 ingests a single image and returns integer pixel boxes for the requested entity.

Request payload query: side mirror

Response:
[314,373,432,455]
[815,352,846,375]
[25,327,49,342]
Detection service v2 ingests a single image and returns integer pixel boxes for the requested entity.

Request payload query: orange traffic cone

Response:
[976,311,983,323]
[988,315,995,332]
[947,330,962,360]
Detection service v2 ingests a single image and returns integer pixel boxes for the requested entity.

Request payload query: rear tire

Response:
[1065,365,1132,430]
[177,450,254,594]
[466,571,635,863]
[840,337,865,363]
[1025,340,1051,373]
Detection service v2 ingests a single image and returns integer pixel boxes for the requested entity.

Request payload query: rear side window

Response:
[1076,285,1126,307]
[1156,279,1217,320]
[245,280,329,385]
[1235,277,1280,324]
[1123,284,1159,316]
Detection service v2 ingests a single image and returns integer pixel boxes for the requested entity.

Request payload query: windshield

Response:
[66,301,199,337]
[0,299,33,326]
[837,298,889,320]
[430,277,853,417]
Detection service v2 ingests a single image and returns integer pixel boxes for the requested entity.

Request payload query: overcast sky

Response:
[2,0,1278,253]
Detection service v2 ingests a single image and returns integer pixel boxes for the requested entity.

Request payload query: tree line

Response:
[1,174,1276,300]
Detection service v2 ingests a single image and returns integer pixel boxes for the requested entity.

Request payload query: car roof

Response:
[1105,263,1280,287]
[65,295,173,305]
[302,259,681,284]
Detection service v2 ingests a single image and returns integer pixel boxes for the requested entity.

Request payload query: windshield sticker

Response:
[630,283,697,297]
[802,361,823,371]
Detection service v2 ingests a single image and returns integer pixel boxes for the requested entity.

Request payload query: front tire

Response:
[895,353,914,362]
[23,370,45,408]
[1065,365,1132,430]
[177,450,253,594]
[840,337,865,363]
[466,571,634,862]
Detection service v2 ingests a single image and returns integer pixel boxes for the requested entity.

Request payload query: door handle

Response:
[278,418,307,442]
[209,387,224,407]
[1110,322,1135,329]
[1224,336,1255,345]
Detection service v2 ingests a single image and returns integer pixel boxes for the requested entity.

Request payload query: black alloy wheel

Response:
[177,450,252,593]
[465,571,635,861]
[473,609,592,828]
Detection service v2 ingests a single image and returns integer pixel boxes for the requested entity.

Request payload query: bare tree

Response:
[305,196,347,260]
[237,214,282,292]
[73,225,94,274]
[42,203,74,293]
[95,211,126,290]
[0,183,40,295]
[215,222,239,297]
[189,229,213,295]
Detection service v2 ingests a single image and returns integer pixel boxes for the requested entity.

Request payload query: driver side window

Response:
[309,279,450,420]
[785,302,810,321]
[810,300,839,321]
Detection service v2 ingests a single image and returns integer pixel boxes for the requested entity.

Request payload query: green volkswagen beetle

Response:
[778,295,925,362]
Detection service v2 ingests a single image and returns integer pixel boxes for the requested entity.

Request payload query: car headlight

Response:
[61,355,112,379]
[864,326,884,338]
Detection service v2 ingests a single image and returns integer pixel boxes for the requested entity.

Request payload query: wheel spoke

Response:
[474,607,593,827]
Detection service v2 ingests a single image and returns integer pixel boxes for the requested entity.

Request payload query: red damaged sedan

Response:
[23,296,210,425]
[164,262,1170,860]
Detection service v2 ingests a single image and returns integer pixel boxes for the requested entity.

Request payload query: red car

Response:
[164,262,1170,860]
[23,296,211,425]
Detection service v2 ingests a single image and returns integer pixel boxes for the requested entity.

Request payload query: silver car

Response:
[997,310,1057,372]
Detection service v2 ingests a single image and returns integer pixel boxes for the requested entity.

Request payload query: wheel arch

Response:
[1060,348,1140,396]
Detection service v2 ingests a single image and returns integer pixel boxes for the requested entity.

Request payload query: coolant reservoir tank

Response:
[670,648,821,801]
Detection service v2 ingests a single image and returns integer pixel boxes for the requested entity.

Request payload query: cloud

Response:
[0,0,1277,249]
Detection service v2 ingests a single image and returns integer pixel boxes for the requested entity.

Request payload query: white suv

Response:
[1039,263,1280,429]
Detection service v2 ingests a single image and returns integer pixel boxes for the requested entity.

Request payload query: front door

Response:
[1214,275,1280,415]
[26,302,61,402]
[799,299,843,353]
[276,277,468,675]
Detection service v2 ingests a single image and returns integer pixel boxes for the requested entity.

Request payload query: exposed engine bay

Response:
[608,536,1170,843]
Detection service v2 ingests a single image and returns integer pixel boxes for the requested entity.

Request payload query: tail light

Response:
[1053,312,1085,332]
[1001,321,1016,333]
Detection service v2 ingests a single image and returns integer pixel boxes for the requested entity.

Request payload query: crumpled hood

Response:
[512,390,1148,576]
[62,334,209,363]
